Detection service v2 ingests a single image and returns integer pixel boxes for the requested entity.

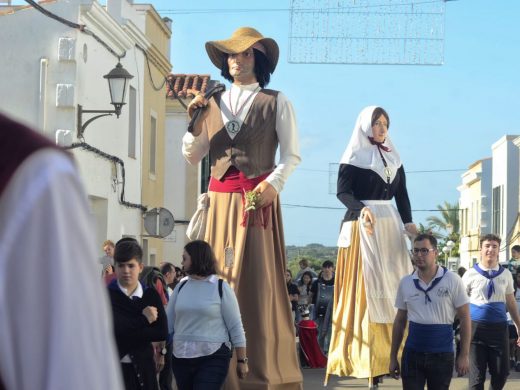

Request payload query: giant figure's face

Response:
[371,114,388,143]
[227,47,256,84]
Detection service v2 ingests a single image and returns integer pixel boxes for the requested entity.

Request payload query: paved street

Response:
[302,367,520,389]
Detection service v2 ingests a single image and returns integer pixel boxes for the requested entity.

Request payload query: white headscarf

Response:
[339,106,401,183]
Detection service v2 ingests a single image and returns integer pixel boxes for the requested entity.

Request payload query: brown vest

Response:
[204,89,279,179]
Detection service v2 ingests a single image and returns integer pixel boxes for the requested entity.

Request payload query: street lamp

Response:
[446,240,455,255]
[442,246,450,263]
[77,62,134,139]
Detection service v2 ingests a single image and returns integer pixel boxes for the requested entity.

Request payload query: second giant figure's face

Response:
[371,114,388,143]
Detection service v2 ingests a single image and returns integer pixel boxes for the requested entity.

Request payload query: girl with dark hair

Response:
[297,271,315,320]
[165,240,248,389]
[326,106,417,388]
[285,269,300,323]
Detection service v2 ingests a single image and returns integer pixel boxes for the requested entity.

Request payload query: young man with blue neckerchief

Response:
[389,233,471,389]
[462,234,520,389]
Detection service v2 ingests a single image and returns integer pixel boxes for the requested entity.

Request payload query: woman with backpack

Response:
[165,240,247,389]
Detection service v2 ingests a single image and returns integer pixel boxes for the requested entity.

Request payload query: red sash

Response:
[208,166,272,228]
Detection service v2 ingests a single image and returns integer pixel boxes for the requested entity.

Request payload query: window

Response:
[475,199,480,229]
[200,154,211,193]
[461,208,468,235]
[492,185,503,235]
[472,200,477,229]
[149,116,157,175]
[142,239,148,265]
[128,86,136,158]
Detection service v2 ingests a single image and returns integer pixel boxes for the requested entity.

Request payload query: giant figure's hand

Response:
[187,94,208,118]
[404,223,418,239]
[251,181,277,209]
[361,207,375,235]
[187,94,209,136]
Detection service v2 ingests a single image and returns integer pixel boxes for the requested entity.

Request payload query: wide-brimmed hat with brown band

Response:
[205,27,279,73]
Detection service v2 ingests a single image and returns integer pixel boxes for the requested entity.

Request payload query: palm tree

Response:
[426,201,459,238]
[416,222,443,240]
[426,201,460,257]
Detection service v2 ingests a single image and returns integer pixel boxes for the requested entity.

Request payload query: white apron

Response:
[358,200,413,323]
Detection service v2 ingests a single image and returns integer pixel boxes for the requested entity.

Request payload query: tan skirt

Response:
[326,220,405,382]
[205,191,303,390]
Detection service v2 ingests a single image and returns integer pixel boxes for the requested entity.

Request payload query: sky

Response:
[151,0,519,246]
[17,0,517,246]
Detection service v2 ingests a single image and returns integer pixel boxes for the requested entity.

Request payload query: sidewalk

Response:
[302,367,520,389]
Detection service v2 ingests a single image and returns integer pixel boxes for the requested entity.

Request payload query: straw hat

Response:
[205,27,279,73]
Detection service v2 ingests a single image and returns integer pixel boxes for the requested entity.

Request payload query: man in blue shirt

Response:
[462,234,520,389]
[390,233,470,389]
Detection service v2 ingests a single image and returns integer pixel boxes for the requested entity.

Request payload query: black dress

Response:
[337,163,412,224]
[326,163,414,380]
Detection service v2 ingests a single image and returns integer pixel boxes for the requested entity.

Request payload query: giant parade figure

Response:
[326,106,417,389]
[182,27,303,390]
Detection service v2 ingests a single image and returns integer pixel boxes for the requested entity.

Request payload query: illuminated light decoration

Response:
[289,0,447,65]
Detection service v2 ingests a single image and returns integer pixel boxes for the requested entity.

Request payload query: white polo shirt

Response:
[462,265,514,305]
[462,264,513,323]
[395,266,469,325]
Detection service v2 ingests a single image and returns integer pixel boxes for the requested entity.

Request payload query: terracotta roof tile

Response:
[166,74,212,99]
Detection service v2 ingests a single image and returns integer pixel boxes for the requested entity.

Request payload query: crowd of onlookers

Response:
[286,241,520,388]
[100,239,338,388]
[97,236,520,389]
[99,238,246,390]
[285,258,335,359]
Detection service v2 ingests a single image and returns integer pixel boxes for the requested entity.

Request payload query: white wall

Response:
[0,0,147,254]
[0,1,81,134]
[480,158,492,235]
[491,135,519,262]
[163,110,196,265]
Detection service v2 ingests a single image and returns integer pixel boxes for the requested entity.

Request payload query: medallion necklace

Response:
[225,86,261,134]
[368,136,393,186]
[376,147,392,191]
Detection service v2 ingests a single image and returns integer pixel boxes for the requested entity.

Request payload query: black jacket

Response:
[108,280,168,390]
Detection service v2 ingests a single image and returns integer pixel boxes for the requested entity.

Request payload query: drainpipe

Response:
[38,57,48,132]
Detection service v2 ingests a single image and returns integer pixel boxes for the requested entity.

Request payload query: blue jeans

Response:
[172,343,232,390]
[401,349,454,390]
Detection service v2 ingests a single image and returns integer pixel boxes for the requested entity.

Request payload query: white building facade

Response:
[459,135,520,266]
[458,158,492,269]
[0,0,167,258]
[163,74,212,264]
[491,135,520,263]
